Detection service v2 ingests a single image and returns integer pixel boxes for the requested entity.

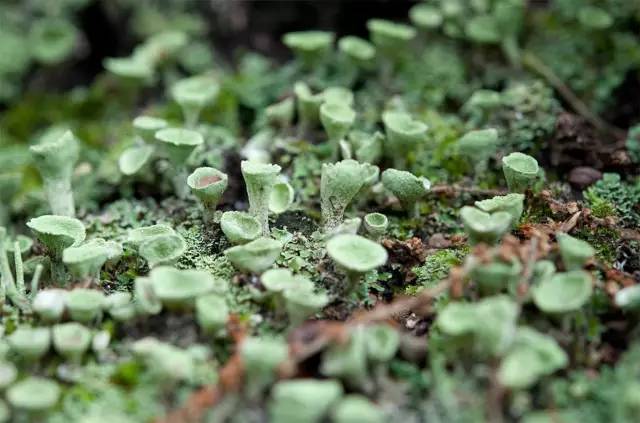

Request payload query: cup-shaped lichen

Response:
[457,128,499,175]
[367,19,416,57]
[320,325,368,387]
[241,161,282,236]
[269,379,343,423]
[532,270,593,313]
[8,327,51,361]
[333,395,385,423]
[29,18,77,65]
[365,323,400,363]
[225,237,283,274]
[269,181,295,214]
[220,211,262,245]
[382,111,428,168]
[497,327,568,389]
[139,233,187,268]
[155,127,204,198]
[320,102,356,160]
[381,169,431,218]
[320,160,367,231]
[170,75,219,128]
[118,144,155,176]
[470,257,523,295]
[62,239,112,281]
[133,115,167,143]
[283,285,330,327]
[27,215,86,258]
[265,97,295,129]
[29,130,79,216]
[52,322,92,362]
[326,234,388,293]
[103,56,153,82]
[134,276,162,316]
[241,336,289,399]
[409,3,444,30]
[65,288,105,323]
[105,292,136,322]
[294,82,324,132]
[475,193,525,227]
[149,266,225,308]
[363,213,388,242]
[282,31,334,69]
[436,295,519,356]
[187,167,228,222]
[502,152,540,193]
[127,224,176,248]
[556,233,596,271]
[6,377,60,414]
[459,206,513,245]
[338,36,376,68]
[196,293,229,334]
[33,289,67,322]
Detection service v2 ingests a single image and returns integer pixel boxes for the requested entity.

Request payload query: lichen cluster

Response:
[0,1,639,422]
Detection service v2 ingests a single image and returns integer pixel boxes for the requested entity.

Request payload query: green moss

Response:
[573,226,620,265]
[407,248,467,295]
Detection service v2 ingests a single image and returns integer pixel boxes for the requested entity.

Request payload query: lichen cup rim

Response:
[326,234,388,274]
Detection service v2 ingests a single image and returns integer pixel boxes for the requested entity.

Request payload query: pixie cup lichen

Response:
[241,336,288,399]
[6,377,60,414]
[502,152,540,193]
[532,270,593,313]
[283,285,330,327]
[241,161,282,236]
[65,288,105,323]
[269,379,343,423]
[150,266,224,308]
[269,181,295,215]
[118,144,155,176]
[457,128,499,176]
[224,237,283,274]
[338,36,376,68]
[220,211,262,245]
[155,127,204,198]
[265,97,295,129]
[52,322,92,362]
[459,206,513,245]
[382,111,428,168]
[409,3,444,30]
[27,215,85,283]
[294,82,324,133]
[187,167,228,223]
[556,233,596,271]
[475,193,525,227]
[133,115,168,143]
[29,130,79,217]
[381,168,431,218]
[283,31,334,69]
[170,75,220,128]
[320,160,367,231]
[320,102,356,160]
[333,395,385,423]
[139,233,187,268]
[326,234,388,293]
[8,327,51,361]
[196,293,229,334]
[363,213,388,242]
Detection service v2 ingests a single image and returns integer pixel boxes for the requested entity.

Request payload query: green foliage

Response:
[584,173,640,228]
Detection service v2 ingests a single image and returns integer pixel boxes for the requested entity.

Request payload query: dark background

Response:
[81,0,420,75]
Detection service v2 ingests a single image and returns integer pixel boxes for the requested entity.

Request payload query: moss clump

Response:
[584,173,640,228]
[572,226,620,265]
[408,248,467,295]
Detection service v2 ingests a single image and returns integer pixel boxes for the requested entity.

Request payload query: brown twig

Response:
[522,51,625,140]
